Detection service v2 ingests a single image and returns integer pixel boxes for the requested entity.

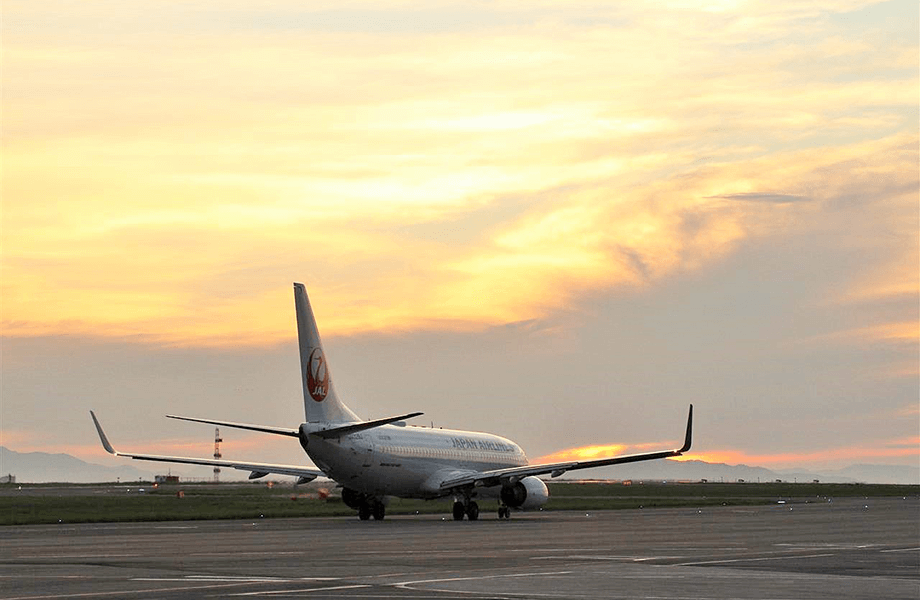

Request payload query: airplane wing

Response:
[90,411,324,482]
[440,404,693,491]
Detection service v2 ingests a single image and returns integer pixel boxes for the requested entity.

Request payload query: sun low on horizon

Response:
[1,1,917,474]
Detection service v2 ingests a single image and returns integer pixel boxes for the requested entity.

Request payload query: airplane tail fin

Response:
[294,283,359,424]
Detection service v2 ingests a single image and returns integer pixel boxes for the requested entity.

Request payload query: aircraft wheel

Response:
[452,501,465,521]
[466,501,479,521]
[372,501,386,521]
[498,506,509,519]
[358,504,371,520]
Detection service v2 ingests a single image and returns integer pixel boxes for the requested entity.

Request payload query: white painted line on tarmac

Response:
[775,543,877,550]
[133,577,283,583]
[1,580,285,600]
[677,552,835,566]
[230,584,373,596]
[187,551,307,557]
[880,547,920,553]
[0,576,91,580]
[132,576,339,583]
[12,554,142,560]
[531,555,681,562]
[631,556,684,562]
[394,570,573,589]
[531,555,634,561]
[509,548,597,552]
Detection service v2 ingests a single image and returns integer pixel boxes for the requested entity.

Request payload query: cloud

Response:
[537,444,627,463]
[2,1,916,347]
[535,435,920,471]
[895,404,920,418]
[673,438,920,469]
[711,193,810,204]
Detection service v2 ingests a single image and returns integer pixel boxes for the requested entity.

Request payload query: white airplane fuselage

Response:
[300,423,527,498]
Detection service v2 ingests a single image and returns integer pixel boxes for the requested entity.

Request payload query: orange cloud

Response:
[672,440,920,468]
[536,437,919,470]
[536,440,685,463]
[538,444,628,463]
[2,2,916,346]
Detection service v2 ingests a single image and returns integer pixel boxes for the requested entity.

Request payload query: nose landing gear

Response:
[497,505,511,519]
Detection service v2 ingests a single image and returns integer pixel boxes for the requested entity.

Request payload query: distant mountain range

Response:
[1,447,159,484]
[1,446,917,485]
[583,458,919,485]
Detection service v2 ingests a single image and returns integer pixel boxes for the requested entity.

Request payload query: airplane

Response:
[91,282,693,521]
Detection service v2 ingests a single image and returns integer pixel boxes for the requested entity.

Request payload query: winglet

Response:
[89,411,117,455]
[677,404,693,454]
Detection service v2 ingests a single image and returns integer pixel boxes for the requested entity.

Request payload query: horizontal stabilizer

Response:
[166,415,299,437]
[309,412,424,439]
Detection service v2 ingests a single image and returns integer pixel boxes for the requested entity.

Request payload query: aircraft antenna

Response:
[213,427,222,483]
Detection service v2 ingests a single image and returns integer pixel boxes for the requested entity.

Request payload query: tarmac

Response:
[1,497,917,599]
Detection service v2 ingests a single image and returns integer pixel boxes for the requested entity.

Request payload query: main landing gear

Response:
[452,500,480,521]
[497,505,511,519]
[357,498,386,521]
[342,488,387,521]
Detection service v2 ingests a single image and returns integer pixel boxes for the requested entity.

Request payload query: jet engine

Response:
[499,476,549,510]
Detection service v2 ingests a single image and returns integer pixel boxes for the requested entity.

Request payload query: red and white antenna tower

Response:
[213,427,222,483]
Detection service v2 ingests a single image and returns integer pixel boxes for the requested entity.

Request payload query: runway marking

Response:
[508,548,597,552]
[531,555,681,562]
[132,576,340,583]
[134,577,284,583]
[677,553,835,566]
[531,555,634,561]
[775,543,878,550]
[394,571,573,590]
[189,551,307,557]
[0,576,92,580]
[230,584,372,596]
[10,554,142,560]
[631,557,683,562]
[0,580,291,600]
[881,547,920,553]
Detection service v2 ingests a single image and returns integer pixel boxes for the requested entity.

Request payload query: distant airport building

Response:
[154,475,179,484]
[1,474,14,484]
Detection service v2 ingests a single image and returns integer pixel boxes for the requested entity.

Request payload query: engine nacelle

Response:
[499,476,549,510]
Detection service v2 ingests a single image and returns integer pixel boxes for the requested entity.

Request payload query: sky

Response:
[2,1,918,480]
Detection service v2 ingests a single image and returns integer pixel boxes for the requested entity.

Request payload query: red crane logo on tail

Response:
[307,348,328,402]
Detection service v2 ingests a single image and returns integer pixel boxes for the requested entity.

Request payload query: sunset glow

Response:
[672,438,920,469]
[2,1,917,476]
[3,2,916,347]
[538,438,920,471]
[537,444,628,463]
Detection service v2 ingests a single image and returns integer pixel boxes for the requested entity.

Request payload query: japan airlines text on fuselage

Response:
[91,283,692,521]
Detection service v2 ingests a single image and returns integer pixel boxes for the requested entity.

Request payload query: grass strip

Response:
[2,482,916,526]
